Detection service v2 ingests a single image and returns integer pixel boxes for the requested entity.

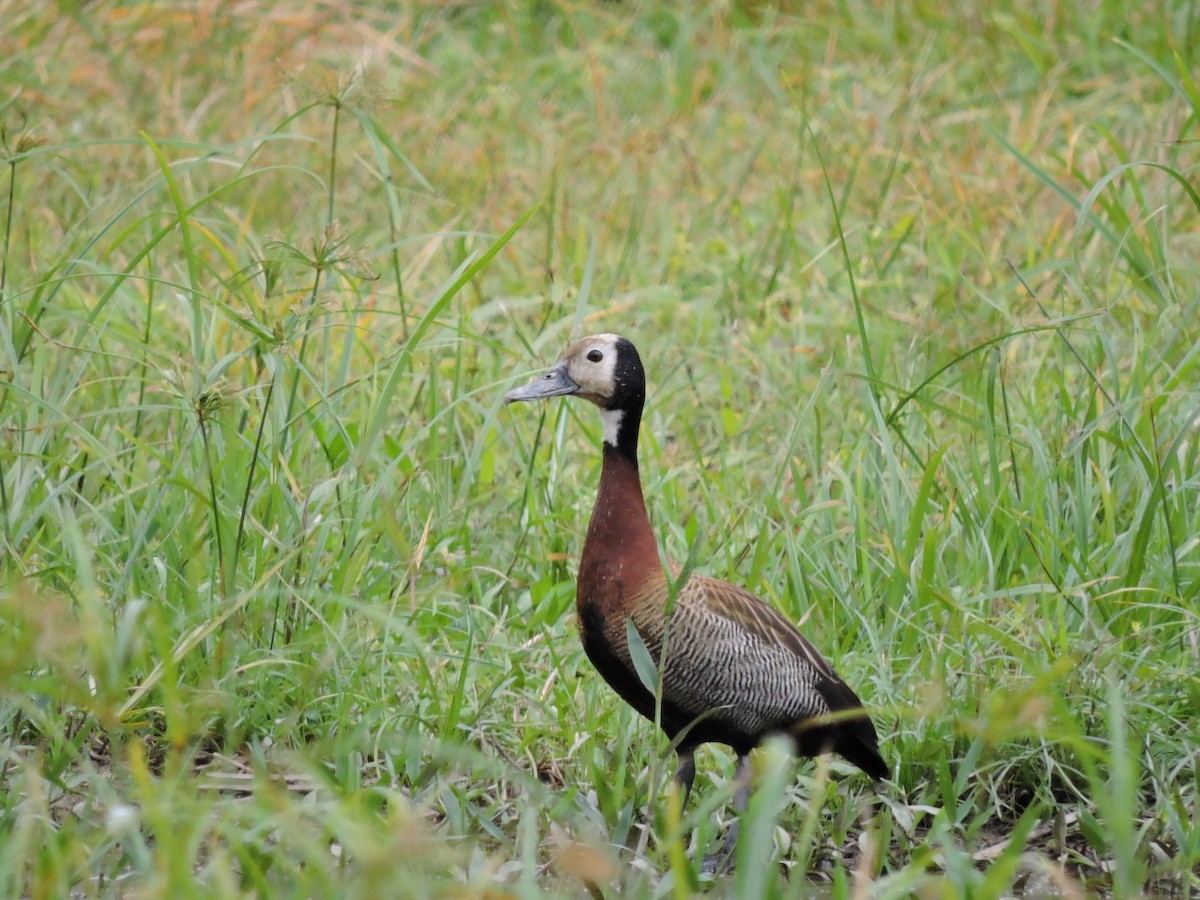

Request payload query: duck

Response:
[505,333,887,867]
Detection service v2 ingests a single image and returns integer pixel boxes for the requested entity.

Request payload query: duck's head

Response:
[505,334,644,409]
[505,333,646,452]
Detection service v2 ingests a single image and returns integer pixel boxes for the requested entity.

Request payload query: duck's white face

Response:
[506,333,645,449]
[504,333,622,407]
[556,334,622,405]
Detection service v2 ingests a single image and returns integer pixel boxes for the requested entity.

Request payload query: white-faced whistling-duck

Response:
[506,334,887,869]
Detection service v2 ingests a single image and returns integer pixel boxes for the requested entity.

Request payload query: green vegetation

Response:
[2,1,1197,896]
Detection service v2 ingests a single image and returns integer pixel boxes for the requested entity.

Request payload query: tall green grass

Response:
[1,1,1197,896]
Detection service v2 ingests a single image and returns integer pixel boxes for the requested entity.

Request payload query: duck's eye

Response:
[587,349,603,363]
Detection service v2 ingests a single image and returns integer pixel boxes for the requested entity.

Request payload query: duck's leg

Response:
[700,754,753,876]
[673,748,697,809]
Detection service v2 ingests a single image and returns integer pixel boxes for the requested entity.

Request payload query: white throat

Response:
[600,408,624,447]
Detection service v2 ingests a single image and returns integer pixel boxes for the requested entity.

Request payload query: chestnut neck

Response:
[580,443,659,580]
